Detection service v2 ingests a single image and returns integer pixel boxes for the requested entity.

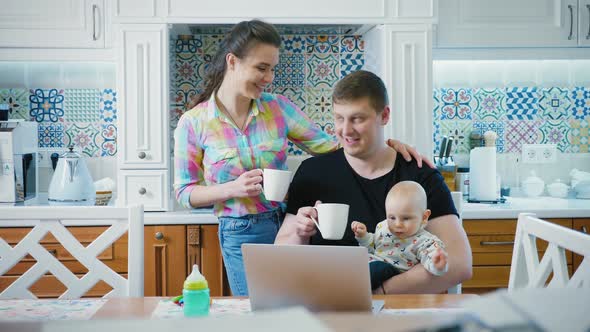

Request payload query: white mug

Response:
[311,203,349,240]
[263,168,292,201]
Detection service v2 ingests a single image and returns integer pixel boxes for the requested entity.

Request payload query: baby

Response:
[351,181,448,291]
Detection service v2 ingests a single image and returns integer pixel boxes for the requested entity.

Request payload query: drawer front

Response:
[118,170,170,211]
[464,266,573,289]
[473,252,573,266]
[464,219,572,235]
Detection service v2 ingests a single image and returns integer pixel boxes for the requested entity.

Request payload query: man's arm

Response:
[379,214,472,294]
[275,204,320,245]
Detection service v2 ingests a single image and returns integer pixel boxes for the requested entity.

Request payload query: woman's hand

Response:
[386,139,435,169]
[230,169,263,198]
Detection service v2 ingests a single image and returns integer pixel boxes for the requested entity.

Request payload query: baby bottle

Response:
[183,264,210,317]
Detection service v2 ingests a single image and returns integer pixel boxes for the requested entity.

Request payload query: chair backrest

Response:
[0,205,144,299]
[509,213,590,290]
[447,191,463,294]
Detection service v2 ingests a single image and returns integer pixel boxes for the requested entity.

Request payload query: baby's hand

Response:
[432,248,448,271]
[351,221,367,238]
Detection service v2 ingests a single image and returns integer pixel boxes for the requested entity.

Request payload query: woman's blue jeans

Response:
[217,209,283,296]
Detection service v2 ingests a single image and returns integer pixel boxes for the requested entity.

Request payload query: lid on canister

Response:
[457,167,470,173]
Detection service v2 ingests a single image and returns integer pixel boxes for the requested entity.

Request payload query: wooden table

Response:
[91,294,477,331]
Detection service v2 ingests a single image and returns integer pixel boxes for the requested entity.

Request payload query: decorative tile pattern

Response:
[305,87,333,125]
[281,35,305,54]
[64,89,100,123]
[64,123,100,157]
[571,87,590,120]
[340,53,364,77]
[0,88,29,120]
[38,123,65,148]
[505,87,538,120]
[29,89,65,123]
[440,88,474,120]
[504,120,541,153]
[99,89,117,123]
[306,54,339,88]
[341,35,364,53]
[175,35,202,54]
[473,121,505,153]
[539,87,571,122]
[203,34,224,54]
[432,121,441,155]
[473,88,506,120]
[173,54,204,91]
[273,87,306,112]
[100,124,117,156]
[287,141,304,155]
[437,120,472,154]
[306,35,340,53]
[539,120,570,152]
[274,54,305,87]
[567,119,589,153]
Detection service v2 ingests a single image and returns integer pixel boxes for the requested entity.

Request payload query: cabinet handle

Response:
[586,5,590,40]
[92,4,98,41]
[480,241,514,246]
[582,226,588,234]
[138,151,146,159]
[155,232,164,240]
[568,4,574,40]
[138,187,147,195]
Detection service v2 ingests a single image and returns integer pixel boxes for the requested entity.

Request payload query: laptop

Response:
[242,244,377,312]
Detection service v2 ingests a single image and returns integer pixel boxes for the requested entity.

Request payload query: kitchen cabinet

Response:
[463,218,574,294]
[112,0,166,22]
[573,218,590,272]
[0,0,106,48]
[1,224,227,298]
[117,24,170,211]
[436,0,590,48]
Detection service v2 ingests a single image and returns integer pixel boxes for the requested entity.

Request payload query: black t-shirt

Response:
[285,148,458,246]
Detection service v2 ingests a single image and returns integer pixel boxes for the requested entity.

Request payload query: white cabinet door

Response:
[436,0,578,48]
[118,170,170,211]
[112,0,165,22]
[118,24,169,170]
[364,25,434,157]
[580,0,590,46]
[167,0,387,19]
[0,0,105,48]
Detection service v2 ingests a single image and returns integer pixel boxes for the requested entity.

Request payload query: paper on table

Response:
[151,298,252,319]
[0,299,106,321]
[380,308,469,316]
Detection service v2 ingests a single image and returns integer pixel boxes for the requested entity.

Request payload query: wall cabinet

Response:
[0,0,106,48]
[436,0,590,48]
[1,224,228,298]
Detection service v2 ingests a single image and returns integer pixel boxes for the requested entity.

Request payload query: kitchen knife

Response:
[438,136,447,165]
[444,137,454,165]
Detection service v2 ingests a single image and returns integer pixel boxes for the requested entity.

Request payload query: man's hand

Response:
[229,169,263,198]
[433,248,448,271]
[293,201,322,238]
[386,139,435,169]
[351,221,367,238]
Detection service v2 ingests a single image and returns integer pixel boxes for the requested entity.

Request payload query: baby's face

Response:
[385,195,427,239]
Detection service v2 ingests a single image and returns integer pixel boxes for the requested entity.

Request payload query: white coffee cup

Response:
[263,168,293,201]
[311,203,349,240]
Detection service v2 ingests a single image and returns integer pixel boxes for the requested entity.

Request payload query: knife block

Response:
[437,164,457,191]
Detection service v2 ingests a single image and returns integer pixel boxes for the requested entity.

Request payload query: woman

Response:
[174,20,428,296]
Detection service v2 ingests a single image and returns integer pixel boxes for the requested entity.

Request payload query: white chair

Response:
[447,191,463,294]
[0,205,144,299]
[509,213,590,290]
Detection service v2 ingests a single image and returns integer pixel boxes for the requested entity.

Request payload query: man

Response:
[275,70,472,293]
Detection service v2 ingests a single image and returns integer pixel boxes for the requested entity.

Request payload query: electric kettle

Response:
[48,146,95,203]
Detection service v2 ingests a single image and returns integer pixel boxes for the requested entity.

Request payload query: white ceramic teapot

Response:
[48,146,95,203]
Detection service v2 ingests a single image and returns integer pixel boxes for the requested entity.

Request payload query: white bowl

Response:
[574,180,590,199]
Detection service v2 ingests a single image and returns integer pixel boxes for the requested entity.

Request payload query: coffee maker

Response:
[0,121,38,202]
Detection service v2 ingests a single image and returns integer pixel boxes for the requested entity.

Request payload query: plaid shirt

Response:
[174,93,338,217]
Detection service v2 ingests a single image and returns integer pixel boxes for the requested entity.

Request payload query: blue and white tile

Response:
[436,120,472,154]
[340,53,364,78]
[305,54,339,88]
[64,123,100,157]
[0,88,29,120]
[539,120,570,153]
[38,122,65,148]
[567,119,589,153]
[173,54,204,91]
[505,87,538,120]
[100,89,117,123]
[64,89,100,123]
[433,89,441,120]
[175,35,203,54]
[473,121,505,153]
[571,86,590,120]
[281,35,305,54]
[306,35,340,53]
[274,54,305,87]
[99,124,117,156]
[538,87,571,122]
[340,35,364,53]
[202,34,224,55]
[473,88,506,120]
[505,120,541,153]
[439,88,475,120]
[305,87,333,125]
[29,88,65,123]
[287,141,305,156]
[273,87,306,112]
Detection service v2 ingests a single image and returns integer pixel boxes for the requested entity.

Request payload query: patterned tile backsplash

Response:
[433,87,590,154]
[169,33,365,155]
[0,88,117,157]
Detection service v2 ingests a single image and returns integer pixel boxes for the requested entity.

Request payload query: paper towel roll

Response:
[469,147,497,201]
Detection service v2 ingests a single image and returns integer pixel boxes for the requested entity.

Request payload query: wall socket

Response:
[521,144,557,164]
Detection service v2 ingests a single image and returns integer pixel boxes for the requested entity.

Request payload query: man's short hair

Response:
[332,70,389,113]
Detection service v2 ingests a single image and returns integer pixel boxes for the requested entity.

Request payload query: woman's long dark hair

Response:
[190,20,281,107]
